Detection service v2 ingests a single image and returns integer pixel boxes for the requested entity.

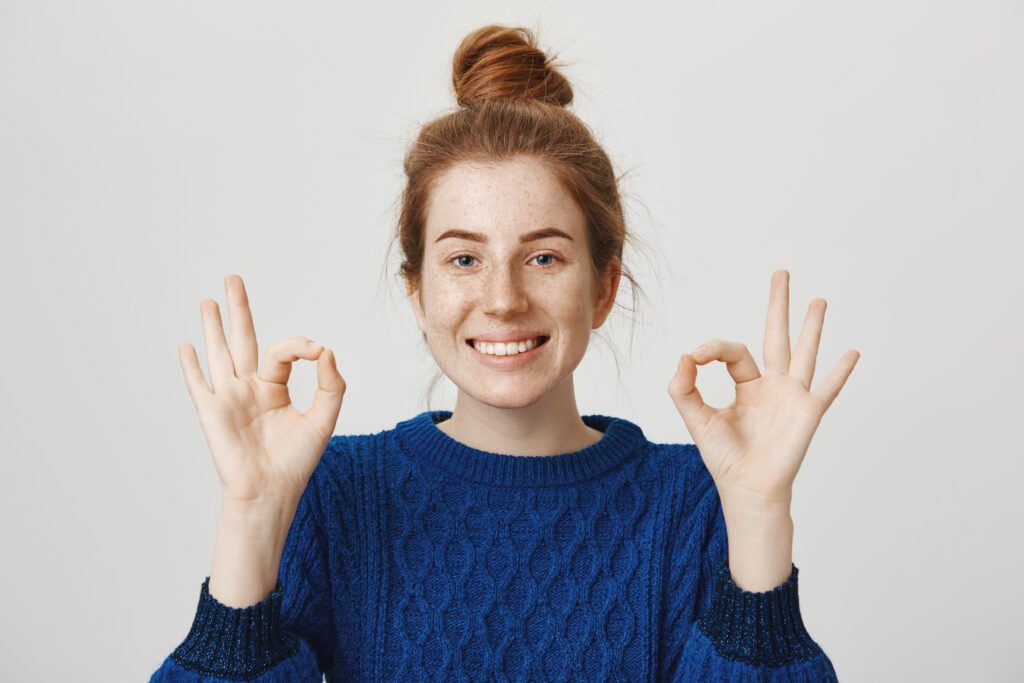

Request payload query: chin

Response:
[461,382,551,410]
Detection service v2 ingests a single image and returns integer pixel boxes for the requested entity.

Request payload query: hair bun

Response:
[452,25,573,107]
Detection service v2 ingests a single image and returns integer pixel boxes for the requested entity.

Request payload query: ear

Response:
[405,277,427,335]
[591,263,622,329]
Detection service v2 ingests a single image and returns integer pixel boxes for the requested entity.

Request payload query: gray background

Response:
[1,1,1021,681]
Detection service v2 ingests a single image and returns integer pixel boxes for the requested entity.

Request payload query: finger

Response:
[691,338,761,385]
[764,269,791,375]
[791,298,826,389]
[811,350,861,411]
[200,299,236,391]
[178,343,213,405]
[259,337,323,386]
[668,353,716,436]
[303,348,347,438]
[225,275,259,377]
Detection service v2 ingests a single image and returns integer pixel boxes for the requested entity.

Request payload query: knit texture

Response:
[151,410,838,682]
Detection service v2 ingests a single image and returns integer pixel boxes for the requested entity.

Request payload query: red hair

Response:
[396,25,642,314]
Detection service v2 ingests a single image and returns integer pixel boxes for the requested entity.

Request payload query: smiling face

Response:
[406,156,620,410]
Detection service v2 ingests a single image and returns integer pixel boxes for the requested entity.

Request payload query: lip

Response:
[467,336,549,369]
[468,331,547,343]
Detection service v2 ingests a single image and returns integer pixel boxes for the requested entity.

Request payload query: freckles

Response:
[423,280,474,324]
[433,280,470,304]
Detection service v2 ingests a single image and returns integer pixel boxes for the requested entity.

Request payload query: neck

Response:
[437,375,602,456]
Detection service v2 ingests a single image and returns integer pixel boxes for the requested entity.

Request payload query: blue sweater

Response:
[150,410,838,682]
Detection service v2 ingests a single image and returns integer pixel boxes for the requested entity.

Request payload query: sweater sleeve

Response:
[658,446,839,682]
[149,465,335,682]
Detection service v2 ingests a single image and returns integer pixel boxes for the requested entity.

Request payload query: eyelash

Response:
[449,253,562,268]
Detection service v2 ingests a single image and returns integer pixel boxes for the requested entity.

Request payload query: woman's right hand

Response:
[178,274,346,510]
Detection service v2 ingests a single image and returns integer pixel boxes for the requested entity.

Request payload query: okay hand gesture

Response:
[667,270,860,507]
[178,275,347,510]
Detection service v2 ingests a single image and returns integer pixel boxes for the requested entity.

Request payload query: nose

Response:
[482,262,529,318]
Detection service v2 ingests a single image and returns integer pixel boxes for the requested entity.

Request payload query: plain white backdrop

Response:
[1,1,1021,680]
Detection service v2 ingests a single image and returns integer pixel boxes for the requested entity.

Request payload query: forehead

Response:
[424,157,585,240]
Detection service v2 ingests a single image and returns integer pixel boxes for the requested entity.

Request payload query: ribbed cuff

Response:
[695,556,820,667]
[169,576,299,680]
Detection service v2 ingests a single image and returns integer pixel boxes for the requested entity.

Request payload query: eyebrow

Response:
[434,228,575,244]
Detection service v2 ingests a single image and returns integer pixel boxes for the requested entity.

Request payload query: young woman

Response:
[151,25,857,682]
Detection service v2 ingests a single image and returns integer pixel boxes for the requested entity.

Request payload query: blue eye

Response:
[450,254,561,268]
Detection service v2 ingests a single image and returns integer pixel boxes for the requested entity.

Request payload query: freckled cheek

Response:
[422,282,473,337]
[543,290,592,347]
[562,309,594,351]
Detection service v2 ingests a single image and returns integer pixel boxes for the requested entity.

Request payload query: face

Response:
[406,156,620,410]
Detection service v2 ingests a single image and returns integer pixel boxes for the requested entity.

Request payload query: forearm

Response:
[721,496,794,592]
[208,501,297,608]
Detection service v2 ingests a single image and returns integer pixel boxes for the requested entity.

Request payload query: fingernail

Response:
[693,345,707,358]
[307,341,320,349]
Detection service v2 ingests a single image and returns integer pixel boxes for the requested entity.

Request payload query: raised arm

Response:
[149,274,346,680]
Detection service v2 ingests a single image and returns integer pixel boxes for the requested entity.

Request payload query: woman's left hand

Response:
[667,269,860,508]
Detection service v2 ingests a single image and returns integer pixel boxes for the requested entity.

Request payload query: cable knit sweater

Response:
[150,410,838,682]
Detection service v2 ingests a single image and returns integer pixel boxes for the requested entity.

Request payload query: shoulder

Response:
[324,427,389,465]
[640,436,708,481]
[289,423,400,552]
[300,422,398,505]
[638,436,719,513]
[639,439,727,568]
[323,419,400,461]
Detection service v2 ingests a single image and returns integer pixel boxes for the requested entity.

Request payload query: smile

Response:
[465,336,550,367]
[467,336,549,356]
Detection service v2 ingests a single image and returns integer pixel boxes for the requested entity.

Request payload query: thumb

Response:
[305,348,346,437]
[667,353,711,437]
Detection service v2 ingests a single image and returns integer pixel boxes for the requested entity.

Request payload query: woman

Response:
[151,25,857,682]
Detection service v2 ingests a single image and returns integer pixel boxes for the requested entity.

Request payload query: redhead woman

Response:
[151,24,857,682]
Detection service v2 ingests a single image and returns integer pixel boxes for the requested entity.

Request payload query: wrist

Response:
[719,488,792,522]
[719,492,795,593]
[209,507,293,608]
[219,497,297,533]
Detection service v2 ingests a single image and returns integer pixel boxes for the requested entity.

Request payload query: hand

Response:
[178,275,346,509]
[667,269,859,507]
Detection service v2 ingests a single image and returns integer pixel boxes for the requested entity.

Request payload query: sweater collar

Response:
[394,409,645,487]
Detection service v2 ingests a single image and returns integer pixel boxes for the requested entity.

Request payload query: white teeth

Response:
[473,337,541,356]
